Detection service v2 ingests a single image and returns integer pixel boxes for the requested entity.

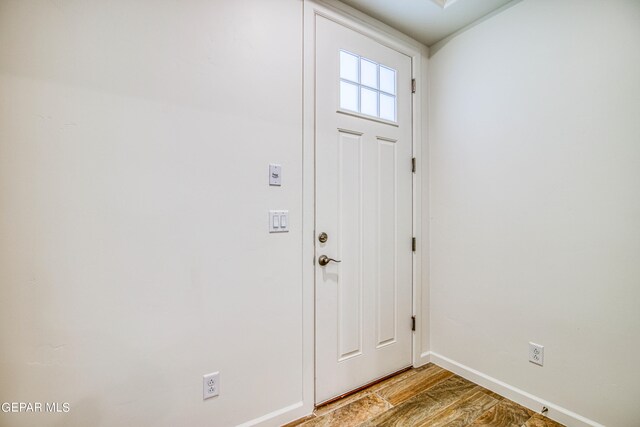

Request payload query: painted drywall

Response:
[428,0,640,426]
[0,1,305,426]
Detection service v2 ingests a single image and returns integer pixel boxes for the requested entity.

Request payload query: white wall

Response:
[428,1,640,426]
[0,1,305,426]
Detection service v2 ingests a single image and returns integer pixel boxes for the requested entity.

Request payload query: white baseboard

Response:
[428,352,604,427]
[416,350,432,367]
[242,353,604,426]
[238,401,307,427]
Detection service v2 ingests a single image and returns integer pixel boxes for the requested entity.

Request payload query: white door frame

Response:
[302,0,427,413]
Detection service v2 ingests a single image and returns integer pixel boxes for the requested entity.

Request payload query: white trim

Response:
[237,401,304,427]
[429,352,605,427]
[318,0,425,53]
[301,1,316,422]
[417,350,432,366]
[418,50,431,362]
[303,0,428,413]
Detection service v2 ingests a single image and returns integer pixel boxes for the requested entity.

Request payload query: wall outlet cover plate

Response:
[529,342,544,366]
[203,372,220,399]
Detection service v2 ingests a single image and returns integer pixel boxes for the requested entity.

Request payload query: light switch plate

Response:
[269,210,289,233]
[269,164,282,186]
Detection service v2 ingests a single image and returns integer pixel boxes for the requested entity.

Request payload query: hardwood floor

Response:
[283,364,564,427]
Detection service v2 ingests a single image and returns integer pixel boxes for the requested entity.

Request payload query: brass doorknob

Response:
[318,255,341,266]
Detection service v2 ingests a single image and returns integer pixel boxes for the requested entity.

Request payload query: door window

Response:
[339,50,397,122]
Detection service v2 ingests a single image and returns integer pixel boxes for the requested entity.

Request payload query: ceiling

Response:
[339,0,514,46]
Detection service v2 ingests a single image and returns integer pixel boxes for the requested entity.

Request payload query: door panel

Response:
[377,138,398,348]
[315,15,413,404]
[337,130,362,360]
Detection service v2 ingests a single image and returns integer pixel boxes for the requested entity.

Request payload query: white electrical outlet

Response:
[203,372,220,399]
[529,342,544,366]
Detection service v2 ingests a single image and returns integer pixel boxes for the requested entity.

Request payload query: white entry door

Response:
[315,15,414,404]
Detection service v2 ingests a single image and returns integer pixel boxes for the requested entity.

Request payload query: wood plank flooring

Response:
[283,364,565,427]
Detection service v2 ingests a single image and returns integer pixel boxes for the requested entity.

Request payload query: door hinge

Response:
[411,315,416,331]
[412,237,416,252]
[411,157,416,173]
[411,78,416,94]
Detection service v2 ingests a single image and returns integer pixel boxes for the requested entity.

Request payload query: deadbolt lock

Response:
[318,232,328,243]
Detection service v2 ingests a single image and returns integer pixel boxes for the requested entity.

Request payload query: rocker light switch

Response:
[269,210,289,233]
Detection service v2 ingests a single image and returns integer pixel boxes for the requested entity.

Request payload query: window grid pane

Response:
[340,81,359,112]
[340,51,359,83]
[360,58,378,89]
[379,93,396,122]
[339,50,397,123]
[360,87,378,117]
[379,66,396,96]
